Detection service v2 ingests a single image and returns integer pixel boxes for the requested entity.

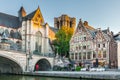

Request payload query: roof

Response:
[49,27,58,33]
[0,12,20,28]
[83,21,95,30]
[114,32,120,41]
[24,10,36,20]
[18,6,26,13]
[85,25,95,30]
[88,30,97,38]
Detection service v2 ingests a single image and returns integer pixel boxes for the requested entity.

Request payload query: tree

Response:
[54,26,74,57]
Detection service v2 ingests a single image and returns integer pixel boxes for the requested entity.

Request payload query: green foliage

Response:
[75,66,81,71]
[54,26,74,57]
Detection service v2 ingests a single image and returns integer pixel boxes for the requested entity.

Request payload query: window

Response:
[35,31,42,54]
[103,43,105,47]
[103,51,106,58]
[57,21,59,29]
[83,46,86,49]
[60,20,62,27]
[16,41,22,51]
[79,46,81,50]
[10,30,14,38]
[0,28,4,35]
[83,52,86,59]
[87,45,90,49]
[84,37,86,41]
[93,52,96,58]
[76,46,78,50]
[70,21,72,28]
[4,29,10,38]
[87,52,91,59]
[71,53,74,59]
[98,44,100,48]
[75,53,78,60]
[79,53,81,59]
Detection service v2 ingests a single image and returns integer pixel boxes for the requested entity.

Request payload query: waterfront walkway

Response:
[24,71,120,80]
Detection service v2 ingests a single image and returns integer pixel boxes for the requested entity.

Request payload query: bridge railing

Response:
[33,53,55,58]
[0,47,55,58]
[0,48,25,54]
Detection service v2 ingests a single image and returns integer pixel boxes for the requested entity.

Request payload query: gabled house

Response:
[69,19,117,68]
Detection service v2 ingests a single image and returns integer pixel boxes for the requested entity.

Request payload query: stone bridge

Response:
[0,50,54,74]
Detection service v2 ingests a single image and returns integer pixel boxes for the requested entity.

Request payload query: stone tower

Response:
[54,14,76,29]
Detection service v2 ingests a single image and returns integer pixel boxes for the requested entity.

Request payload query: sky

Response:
[0,0,120,34]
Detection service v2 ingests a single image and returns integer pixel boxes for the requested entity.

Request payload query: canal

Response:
[0,75,85,80]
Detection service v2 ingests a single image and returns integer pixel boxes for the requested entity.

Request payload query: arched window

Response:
[18,31,22,40]
[35,31,42,53]
[4,29,10,38]
[60,20,62,27]
[16,41,22,51]
[57,21,59,29]
[70,21,72,28]
[10,30,14,38]
[14,31,22,40]
[0,28,4,35]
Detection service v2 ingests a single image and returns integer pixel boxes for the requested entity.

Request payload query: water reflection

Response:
[0,75,83,80]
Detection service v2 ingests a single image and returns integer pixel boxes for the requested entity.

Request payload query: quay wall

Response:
[24,71,120,80]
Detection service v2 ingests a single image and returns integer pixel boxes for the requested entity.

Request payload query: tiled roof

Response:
[0,12,20,28]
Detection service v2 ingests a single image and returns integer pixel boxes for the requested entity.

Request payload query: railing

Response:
[33,53,55,58]
[0,47,55,58]
[0,48,25,54]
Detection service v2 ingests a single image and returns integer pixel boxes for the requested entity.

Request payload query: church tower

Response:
[18,6,26,21]
[54,14,76,29]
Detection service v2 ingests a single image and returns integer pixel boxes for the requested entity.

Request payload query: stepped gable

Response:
[83,21,95,30]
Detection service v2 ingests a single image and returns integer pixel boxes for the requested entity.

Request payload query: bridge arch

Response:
[34,58,52,71]
[0,55,23,74]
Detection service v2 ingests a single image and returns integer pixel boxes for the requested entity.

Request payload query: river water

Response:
[0,75,87,80]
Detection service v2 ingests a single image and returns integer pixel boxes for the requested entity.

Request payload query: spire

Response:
[78,18,84,27]
[18,6,26,17]
[37,5,40,9]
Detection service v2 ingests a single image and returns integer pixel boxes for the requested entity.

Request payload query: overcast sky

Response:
[0,0,120,34]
